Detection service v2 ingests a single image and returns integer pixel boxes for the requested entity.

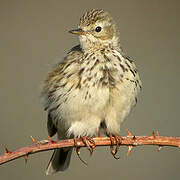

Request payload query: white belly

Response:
[54,85,109,137]
[104,79,137,135]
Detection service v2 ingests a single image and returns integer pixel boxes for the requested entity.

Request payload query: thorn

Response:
[126,128,133,137]
[48,136,55,144]
[156,129,160,137]
[24,155,29,164]
[4,145,12,154]
[152,130,156,139]
[30,136,38,145]
[127,145,133,156]
[157,146,162,152]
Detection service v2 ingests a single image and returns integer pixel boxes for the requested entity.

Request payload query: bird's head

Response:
[69,9,120,51]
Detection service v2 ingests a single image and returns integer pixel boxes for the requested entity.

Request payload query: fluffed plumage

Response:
[41,9,141,174]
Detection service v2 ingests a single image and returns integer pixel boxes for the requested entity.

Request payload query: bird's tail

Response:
[46,147,73,175]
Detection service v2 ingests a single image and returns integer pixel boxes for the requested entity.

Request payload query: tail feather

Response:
[46,148,73,175]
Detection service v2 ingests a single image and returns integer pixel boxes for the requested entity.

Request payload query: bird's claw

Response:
[74,138,88,165]
[109,134,122,159]
[81,137,96,156]
[74,137,96,166]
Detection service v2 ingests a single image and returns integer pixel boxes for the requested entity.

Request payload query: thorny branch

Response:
[0,129,180,165]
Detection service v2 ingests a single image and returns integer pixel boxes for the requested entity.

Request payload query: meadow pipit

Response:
[42,9,142,174]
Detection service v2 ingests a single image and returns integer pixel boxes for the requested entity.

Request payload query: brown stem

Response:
[0,133,180,165]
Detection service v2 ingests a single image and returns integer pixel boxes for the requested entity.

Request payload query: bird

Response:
[41,9,142,174]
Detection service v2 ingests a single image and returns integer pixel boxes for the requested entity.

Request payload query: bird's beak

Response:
[69,28,87,35]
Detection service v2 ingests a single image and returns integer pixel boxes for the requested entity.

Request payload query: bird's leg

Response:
[108,134,122,159]
[81,136,96,156]
[98,129,101,137]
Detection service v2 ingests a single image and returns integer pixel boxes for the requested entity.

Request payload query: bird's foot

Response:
[108,134,122,159]
[74,138,88,165]
[73,136,96,165]
[81,136,96,156]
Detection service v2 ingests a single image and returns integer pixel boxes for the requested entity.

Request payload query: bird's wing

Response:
[47,113,57,137]
[42,44,83,137]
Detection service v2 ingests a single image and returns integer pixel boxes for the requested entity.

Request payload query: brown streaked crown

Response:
[75,9,120,50]
[79,9,108,27]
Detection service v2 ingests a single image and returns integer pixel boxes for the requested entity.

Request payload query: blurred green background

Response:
[0,0,180,179]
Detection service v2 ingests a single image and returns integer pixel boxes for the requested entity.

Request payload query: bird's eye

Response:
[95,26,102,32]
